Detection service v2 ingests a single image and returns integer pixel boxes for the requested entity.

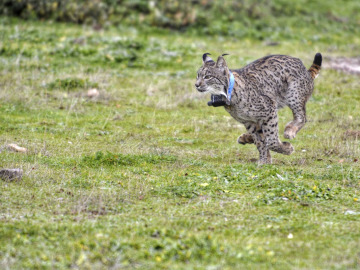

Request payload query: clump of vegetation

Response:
[81,151,177,167]
[1,0,359,40]
[47,77,98,91]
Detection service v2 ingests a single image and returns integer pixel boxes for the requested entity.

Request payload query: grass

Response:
[1,13,360,269]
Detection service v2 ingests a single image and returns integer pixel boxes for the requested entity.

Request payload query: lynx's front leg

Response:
[237,133,254,145]
[244,123,271,165]
[262,113,295,155]
[237,121,255,145]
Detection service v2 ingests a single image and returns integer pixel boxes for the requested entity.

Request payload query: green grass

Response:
[1,13,360,269]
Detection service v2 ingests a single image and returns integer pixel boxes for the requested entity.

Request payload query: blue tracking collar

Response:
[227,71,235,102]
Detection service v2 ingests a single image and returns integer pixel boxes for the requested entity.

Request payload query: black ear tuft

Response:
[203,53,211,62]
[203,53,214,64]
[222,53,229,57]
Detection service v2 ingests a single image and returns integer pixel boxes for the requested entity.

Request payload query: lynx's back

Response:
[231,55,314,109]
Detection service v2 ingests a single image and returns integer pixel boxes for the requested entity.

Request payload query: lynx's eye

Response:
[204,75,212,80]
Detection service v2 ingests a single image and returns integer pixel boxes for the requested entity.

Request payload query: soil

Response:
[325,57,360,75]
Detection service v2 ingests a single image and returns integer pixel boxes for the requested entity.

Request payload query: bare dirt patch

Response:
[343,130,360,140]
[325,57,360,75]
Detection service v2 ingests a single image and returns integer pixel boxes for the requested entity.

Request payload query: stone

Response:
[87,88,100,98]
[7,143,27,153]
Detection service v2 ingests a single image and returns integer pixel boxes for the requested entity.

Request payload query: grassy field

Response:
[0,13,360,269]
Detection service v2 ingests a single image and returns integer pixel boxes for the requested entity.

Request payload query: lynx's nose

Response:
[195,83,200,88]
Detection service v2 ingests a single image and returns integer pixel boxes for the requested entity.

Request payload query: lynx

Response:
[195,53,322,164]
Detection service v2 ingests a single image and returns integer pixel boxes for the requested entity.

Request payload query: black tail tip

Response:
[314,53,322,66]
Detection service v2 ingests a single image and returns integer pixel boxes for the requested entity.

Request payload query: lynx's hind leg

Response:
[284,102,307,140]
[283,77,313,139]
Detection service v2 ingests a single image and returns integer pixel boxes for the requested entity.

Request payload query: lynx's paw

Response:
[237,134,254,145]
[284,126,297,139]
[282,142,295,155]
[257,158,272,166]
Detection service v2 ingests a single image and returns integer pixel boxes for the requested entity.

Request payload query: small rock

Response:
[87,88,100,98]
[344,210,360,215]
[7,143,27,153]
[0,168,23,181]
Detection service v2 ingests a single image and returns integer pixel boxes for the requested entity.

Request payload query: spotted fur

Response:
[195,53,322,164]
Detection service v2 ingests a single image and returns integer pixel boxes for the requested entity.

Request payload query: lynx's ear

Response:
[202,53,214,64]
[216,55,228,69]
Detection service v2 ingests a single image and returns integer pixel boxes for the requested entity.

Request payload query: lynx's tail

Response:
[308,53,322,79]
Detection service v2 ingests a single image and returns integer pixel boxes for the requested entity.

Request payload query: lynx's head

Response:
[195,53,231,97]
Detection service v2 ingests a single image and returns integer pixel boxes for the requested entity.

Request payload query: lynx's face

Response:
[195,53,230,97]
